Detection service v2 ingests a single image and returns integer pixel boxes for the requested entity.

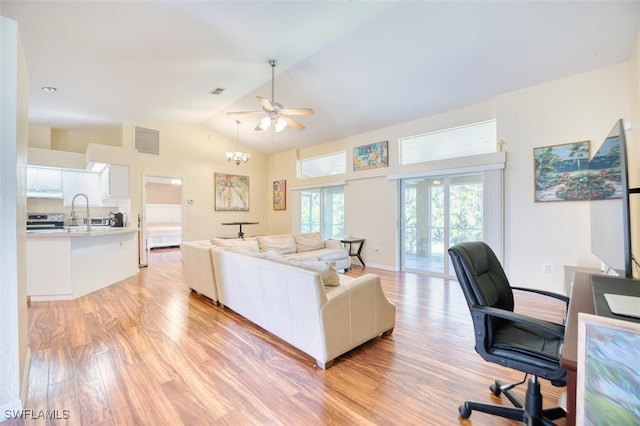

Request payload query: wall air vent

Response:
[135,126,160,156]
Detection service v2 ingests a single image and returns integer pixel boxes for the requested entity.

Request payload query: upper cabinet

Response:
[28,163,130,205]
[62,170,102,206]
[101,164,129,199]
[26,166,63,198]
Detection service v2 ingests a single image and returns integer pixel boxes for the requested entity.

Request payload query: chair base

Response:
[459,378,565,426]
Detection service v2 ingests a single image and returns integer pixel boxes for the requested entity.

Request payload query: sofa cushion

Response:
[226,246,267,259]
[306,248,349,262]
[293,232,325,252]
[210,237,260,253]
[285,252,322,262]
[257,235,297,254]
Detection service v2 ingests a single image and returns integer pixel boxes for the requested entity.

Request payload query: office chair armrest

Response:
[511,286,569,307]
[470,305,565,339]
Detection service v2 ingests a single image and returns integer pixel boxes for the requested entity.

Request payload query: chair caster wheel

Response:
[490,382,502,396]
[459,404,471,419]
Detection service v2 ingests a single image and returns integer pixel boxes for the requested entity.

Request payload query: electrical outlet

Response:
[543,264,552,274]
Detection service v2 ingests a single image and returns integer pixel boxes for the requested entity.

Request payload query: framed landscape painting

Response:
[273,180,286,210]
[215,173,249,211]
[577,313,640,425]
[353,141,388,171]
[533,140,590,202]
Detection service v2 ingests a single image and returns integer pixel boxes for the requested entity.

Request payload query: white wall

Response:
[269,63,635,292]
[0,16,28,417]
[269,101,497,271]
[117,122,269,241]
[499,63,632,291]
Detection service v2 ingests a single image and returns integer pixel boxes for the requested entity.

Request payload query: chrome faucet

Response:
[71,193,91,231]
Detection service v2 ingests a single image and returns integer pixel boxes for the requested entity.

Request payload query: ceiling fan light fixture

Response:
[226,59,313,133]
[259,116,271,130]
[275,117,287,132]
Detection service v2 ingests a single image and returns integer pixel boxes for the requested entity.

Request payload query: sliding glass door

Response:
[300,185,344,240]
[401,173,483,276]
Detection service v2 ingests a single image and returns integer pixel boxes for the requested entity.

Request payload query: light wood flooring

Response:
[8,247,568,425]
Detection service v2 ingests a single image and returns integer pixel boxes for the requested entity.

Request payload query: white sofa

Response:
[180,233,351,305]
[213,233,352,271]
[210,246,396,368]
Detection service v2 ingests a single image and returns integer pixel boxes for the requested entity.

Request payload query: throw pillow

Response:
[293,232,325,252]
[301,260,340,286]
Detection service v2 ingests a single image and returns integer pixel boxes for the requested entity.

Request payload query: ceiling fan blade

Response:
[280,108,314,116]
[226,110,263,115]
[282,115,305,131]
[254,121,265,131]
[257,96,277,112]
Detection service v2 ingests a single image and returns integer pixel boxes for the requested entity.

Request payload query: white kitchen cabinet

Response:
[26,229,139,301]
[26,166,63,198]
[101,164,129,199]
[62,169,102,206]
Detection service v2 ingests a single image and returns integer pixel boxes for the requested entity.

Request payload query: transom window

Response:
[400,120,497,165]
[300,152,346,178]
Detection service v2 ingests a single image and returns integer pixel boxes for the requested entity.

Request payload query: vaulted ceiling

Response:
[2,1,639,153]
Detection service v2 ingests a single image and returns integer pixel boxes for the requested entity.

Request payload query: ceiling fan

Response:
[227,59,314,132]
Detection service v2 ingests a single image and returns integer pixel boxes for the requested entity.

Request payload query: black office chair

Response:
[448,241,569,426]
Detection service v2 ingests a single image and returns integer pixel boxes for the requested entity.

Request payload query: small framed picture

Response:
[273,180,286,210]
[353,141,388,171]
[577,312,640,425]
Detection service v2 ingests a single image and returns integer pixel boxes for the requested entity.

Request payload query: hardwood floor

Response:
[8,248,567,425]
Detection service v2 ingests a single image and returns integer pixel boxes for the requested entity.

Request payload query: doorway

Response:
[139,175,183,266]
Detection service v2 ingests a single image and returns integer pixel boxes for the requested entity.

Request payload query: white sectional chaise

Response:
[210,246,396,368]
[179,233,395,368]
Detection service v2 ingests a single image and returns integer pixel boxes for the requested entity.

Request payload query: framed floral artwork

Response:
[353,141,388,171]
[533,141,590,202]
[214,173,249,211]
[273,180,286,210]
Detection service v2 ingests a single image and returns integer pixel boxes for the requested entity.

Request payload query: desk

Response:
[340,238,365,268]
[221,221,259,239]
[560,272,595,426]
[560,272,639,425]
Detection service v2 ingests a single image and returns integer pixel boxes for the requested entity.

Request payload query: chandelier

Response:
[226,120,251,165]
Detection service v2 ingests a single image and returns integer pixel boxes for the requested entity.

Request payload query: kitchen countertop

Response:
[26,227,138,238]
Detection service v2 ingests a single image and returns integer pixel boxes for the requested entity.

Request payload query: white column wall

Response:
[0,16,29,419]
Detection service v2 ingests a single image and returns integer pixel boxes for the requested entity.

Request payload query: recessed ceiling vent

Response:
[135,126,160,156]
[209,87,226,95]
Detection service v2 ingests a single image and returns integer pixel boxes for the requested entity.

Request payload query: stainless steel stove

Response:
[26,213,65,231]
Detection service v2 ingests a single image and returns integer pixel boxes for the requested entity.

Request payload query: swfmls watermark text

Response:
[5,409,70,420]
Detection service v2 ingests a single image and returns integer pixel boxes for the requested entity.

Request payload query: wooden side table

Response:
[340,238,365,268]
